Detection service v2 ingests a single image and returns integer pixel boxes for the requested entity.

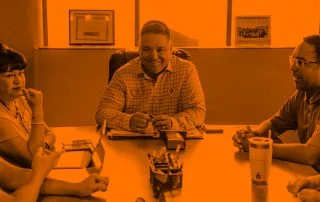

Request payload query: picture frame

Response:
[69,10,114,45]
[235,15,271,47]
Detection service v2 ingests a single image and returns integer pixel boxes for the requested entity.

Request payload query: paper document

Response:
[108,129,160,139]
[54,150,91,169]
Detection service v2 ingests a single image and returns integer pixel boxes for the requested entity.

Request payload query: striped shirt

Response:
[0,96,52,143]
[96,55,206,131]
[270,90,320,146]
[0,96,31,142]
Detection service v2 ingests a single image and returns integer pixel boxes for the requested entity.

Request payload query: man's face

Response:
[290,41,320,91]
[139,33,172,76]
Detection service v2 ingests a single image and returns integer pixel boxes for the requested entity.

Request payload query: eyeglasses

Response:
[289,56,319,69]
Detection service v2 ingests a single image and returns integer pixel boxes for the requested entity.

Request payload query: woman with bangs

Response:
[0,43,55,167]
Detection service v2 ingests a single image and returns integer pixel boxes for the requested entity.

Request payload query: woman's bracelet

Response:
[31,121,45,125]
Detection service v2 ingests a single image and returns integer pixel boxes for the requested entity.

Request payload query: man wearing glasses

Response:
[232,35,320,166]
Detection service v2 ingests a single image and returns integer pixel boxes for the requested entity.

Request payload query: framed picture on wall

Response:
[235,15,271,47]
[69,10,115,45]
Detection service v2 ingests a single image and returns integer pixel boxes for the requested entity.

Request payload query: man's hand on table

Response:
[129,112,152,133]
[76,173,109,196]
[287,177,320,201]
[129,113,173,133]
[287,177,311,196]
[232,126,259,152]
[296,188,320,201]
[150,115,172,131]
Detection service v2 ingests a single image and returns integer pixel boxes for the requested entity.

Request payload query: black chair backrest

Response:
[108,48,191,82]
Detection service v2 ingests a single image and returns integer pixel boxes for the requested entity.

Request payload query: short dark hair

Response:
[140,20,171,40]
[0,43,26,73]
[303,35,320,61]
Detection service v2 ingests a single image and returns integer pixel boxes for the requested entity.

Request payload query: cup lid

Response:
[249,137,273,145]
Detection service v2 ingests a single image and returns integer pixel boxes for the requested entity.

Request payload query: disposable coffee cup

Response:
[249,137,273,185]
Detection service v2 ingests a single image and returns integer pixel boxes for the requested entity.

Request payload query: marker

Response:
[268,129,272,139]
[175,144,181,158]
[206,128,224,134]
[101,119,107,136]
[148,114,154,126]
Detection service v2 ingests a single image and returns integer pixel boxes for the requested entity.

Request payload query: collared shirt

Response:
[96,55,206,131]
[269,90,320,146]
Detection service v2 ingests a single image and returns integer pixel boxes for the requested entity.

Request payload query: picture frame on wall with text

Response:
[69,10,114,45]
[235,15,271,47]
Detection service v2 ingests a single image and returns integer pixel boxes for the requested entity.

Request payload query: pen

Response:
[149,114,154,124]
[268,129,272,139]
[175,144,181,158]
[101,119,107,135]
[206,128,224,134]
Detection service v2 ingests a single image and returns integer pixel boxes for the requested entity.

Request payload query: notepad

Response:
[107,129,160,139]
[54,150,92,169]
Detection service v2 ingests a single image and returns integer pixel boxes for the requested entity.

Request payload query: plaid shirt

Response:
[96,55,206,131]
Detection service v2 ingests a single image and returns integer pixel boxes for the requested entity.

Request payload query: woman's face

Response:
[0,69,25,101]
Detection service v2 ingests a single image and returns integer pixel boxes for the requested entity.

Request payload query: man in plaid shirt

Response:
[96,20,206,133]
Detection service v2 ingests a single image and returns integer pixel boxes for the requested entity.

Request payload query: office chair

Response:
[108,48,191,83]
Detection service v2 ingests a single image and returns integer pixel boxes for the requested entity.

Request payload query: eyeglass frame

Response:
[289,55,320,69]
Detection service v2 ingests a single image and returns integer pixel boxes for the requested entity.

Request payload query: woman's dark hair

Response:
[0,43,26,73]
[303,35,320,61]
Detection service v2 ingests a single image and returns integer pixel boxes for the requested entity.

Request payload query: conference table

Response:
[43,125,318,202]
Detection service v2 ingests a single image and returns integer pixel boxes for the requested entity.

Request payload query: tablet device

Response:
[54,150,91,169]
[54,132,104,169]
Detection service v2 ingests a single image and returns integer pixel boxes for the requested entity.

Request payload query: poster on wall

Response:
[69,10,115,45]
[235,15,271,47]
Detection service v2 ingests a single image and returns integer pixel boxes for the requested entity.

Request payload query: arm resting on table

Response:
[0,157,92,197]
[273,143,320,165]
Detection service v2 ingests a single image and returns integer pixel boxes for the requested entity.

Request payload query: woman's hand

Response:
[44,129,56,150]
[22,88,43,111]
[23,88,44,121]
[31,147,62,179]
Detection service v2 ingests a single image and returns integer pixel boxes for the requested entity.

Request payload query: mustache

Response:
[145,59,161,62]
[292,73,302,79]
